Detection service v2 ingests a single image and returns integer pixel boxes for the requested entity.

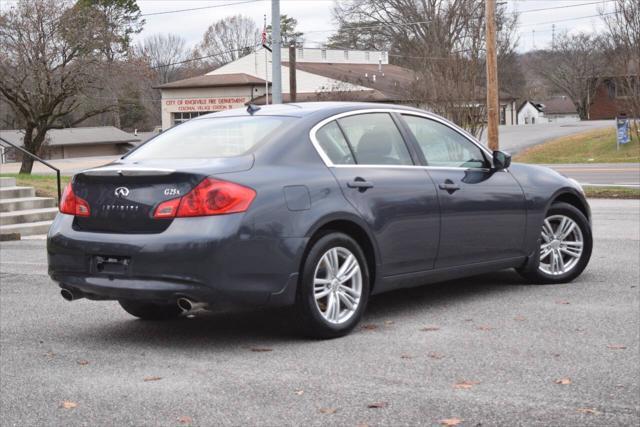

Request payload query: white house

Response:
[517,98,579,125]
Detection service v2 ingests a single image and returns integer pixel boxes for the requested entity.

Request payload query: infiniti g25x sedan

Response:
[48,102,592,338]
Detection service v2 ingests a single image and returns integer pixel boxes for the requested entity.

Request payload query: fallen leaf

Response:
[476,325,494,331]
[440,417,463,426]
[552,353,561,358]
[400,354,413,359]
[428,352,445,360]
[420,326,440,332]
[294,389,304,396]
[453,380,480,390]
[367,401,388,409]
[61,400,77,409]
[607,344,627,350]
[76,359,89,366]
[577,408,600,415]
[464,318,473,322]
[44,351,56,358]
[361,324,378,330]
[250,347,273,352]
[514,315,526,321]
[556,300,570,305]
[143,376,162,382]
[384,320,394,325]
[177,415,193,425]
[319,407,337,414]
[555,377,572,385]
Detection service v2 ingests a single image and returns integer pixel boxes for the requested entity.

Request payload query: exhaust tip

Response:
[61,289,74,301]
[177,297,192,312]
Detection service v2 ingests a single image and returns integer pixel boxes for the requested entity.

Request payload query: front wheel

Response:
[296,232,370,339]
[518,202,592,284]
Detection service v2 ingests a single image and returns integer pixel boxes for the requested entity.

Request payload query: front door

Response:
[399,114,526,269]
[313,112,440,276]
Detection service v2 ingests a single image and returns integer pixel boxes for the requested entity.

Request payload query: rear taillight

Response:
[153,178,255,219]
[59,182,90,217]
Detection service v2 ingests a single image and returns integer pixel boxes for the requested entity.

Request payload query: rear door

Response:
[313,112,440,276]
[399,114,526,268]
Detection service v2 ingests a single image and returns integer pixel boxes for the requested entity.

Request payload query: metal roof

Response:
[155,73,269,89]
[0,127,140,147]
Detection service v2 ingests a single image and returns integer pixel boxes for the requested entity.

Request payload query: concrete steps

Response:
[0,176,57,238]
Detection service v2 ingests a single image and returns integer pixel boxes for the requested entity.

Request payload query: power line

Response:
[519,12,616,27]
[150,44,260,69]
[516,0,614,14]
[304,20,432,35]
[140,0,260,17]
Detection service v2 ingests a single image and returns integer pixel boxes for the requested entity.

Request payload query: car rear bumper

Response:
[47,213,306,306]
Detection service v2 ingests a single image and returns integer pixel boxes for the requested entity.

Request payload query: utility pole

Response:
[271,0,282,104]
[289,43,297,102]
[485,0,499,151]
[551,24,556,49]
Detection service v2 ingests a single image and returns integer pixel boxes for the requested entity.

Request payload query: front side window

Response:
[337,113,413,165]
[127,116,293,160]
[402,115,487,168]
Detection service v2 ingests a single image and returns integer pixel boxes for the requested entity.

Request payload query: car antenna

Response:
[246,104,261,115]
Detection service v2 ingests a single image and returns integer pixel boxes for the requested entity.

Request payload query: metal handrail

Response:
[0,136,62,203]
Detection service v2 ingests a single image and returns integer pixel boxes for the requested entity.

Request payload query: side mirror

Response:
[492,150,511,171]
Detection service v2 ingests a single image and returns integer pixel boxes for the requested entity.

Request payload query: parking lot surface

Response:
[1,199,638,426]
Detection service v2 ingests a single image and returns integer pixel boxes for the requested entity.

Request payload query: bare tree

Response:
[0,0,114,173]
[532,32,606,120]
[137,33,189,84]
[198,15,259,68]
[601,0,640,140]
[330,0,521,137]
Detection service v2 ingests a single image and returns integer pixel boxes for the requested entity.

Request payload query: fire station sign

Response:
[164,97,250,113]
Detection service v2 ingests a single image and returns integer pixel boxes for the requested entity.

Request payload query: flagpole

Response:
[263,14,269,105]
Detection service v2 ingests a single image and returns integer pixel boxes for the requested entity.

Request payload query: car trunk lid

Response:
[71,156,253,233]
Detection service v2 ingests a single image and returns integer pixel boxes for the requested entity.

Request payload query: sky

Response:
[0,0,618,53]
[133,0,616,53]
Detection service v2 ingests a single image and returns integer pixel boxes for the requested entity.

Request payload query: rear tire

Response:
[118,300,182,320]
[517,202,592,284]
[296,232,370,339]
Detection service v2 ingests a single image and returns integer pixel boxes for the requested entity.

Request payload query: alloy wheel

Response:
[313,247,363,324]
[539,214,584,276]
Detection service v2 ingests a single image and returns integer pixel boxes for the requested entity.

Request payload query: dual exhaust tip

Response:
[176,297,208,313]
[61,289,208,314]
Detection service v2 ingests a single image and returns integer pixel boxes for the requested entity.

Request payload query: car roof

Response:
[194,101,426,119]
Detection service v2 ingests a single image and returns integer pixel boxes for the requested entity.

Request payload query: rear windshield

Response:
[126,116,294,160]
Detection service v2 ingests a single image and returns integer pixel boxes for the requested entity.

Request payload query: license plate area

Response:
[92,255,131,276]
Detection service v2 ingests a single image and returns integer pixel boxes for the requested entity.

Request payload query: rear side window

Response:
[315,121,355,164]
[337,113,413,165]
[126,116,293,160]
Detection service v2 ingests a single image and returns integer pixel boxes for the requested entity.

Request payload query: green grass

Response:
[514,127,640,164]
[583,186,640,199]
[0,173,70,198]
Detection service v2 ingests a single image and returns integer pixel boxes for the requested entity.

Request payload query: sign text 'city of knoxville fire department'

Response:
[164,97,249,112]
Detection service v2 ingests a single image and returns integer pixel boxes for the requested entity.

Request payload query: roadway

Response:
[1,199,639,426]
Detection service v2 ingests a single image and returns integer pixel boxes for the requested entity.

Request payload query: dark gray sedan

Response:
[48,102,592,338]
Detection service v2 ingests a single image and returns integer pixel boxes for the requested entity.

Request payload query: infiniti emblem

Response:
[114,186,130,197]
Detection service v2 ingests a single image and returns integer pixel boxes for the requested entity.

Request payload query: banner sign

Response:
[617,116,630,145]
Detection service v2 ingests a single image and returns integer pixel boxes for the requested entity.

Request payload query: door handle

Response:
[347,178,374,191]
[438,180,460,194]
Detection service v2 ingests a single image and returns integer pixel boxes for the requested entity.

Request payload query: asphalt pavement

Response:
[545,163,640,188]
[486,120,613,155]
[1,199,639,426]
